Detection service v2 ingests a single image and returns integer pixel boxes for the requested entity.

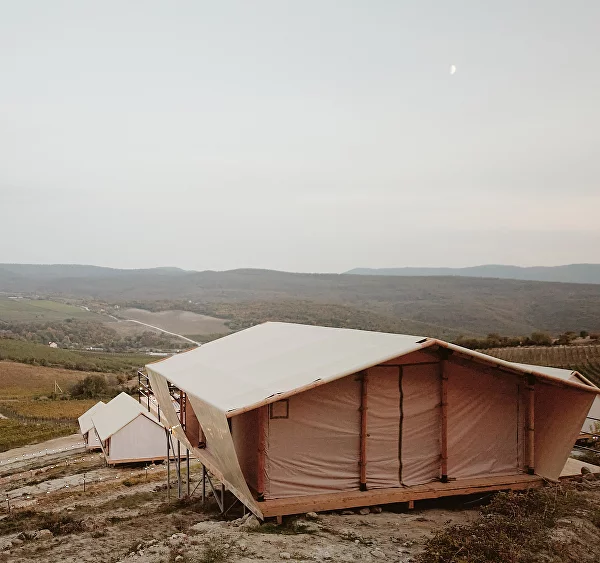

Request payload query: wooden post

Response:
[527,376,535,475]
[440,361,448,483]
[201,464,206,504]
[257,405,268,501]
[166,429,171,502]
[359,371,368,491]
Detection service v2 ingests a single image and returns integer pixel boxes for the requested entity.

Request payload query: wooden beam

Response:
[359,371,368,491]
[527,376,535,475]
[440,361,448,483]
[259,473,543,517]
[257,405,268,501]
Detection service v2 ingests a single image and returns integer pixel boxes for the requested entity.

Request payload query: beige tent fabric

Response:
[147,369,193,451]
[148,367,263,518]
[366,366,400,488]
[265,376,361,499]
[187,394,263,517]
[231,409,259,491]
[534,382,594,480]
[401,364,442,486]
[447,362,519,479]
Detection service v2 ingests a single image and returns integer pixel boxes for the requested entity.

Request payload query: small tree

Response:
[71,375,109,398]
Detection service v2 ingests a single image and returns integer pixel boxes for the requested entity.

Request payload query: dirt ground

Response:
[0,444,599,563]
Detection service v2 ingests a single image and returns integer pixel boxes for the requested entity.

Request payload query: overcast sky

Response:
[1,1,599,272]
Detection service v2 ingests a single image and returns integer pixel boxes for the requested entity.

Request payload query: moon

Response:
[450,64,457,75]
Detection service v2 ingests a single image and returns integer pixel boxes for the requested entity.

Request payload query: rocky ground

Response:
[0,445,599,563]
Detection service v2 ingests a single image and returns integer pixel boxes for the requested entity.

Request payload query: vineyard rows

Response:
[485,345,600,386]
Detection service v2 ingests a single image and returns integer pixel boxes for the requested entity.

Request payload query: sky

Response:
[1,1,599,273]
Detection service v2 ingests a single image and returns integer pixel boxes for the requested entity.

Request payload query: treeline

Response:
[455,330,599,351]
[0,319,181,351]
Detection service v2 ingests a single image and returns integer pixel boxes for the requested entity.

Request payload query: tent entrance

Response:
[365,364,442,489]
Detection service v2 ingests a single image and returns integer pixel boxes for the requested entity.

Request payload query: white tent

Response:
[78,401,105,450]
[91,392,168,465]
[146,322,600,518]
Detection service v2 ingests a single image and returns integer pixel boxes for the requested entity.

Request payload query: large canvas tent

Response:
[78,401,106,450]
[92,392,167,465]
[146,322,599,519]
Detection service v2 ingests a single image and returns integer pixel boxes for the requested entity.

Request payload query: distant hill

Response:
[345,264,600,284]
[2,264,600,338]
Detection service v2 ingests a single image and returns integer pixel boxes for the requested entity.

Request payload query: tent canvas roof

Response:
[92,392,161,442]
[147,322,599,416]
[78,401,106,434]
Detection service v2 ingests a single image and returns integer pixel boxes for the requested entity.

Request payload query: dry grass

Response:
[0,361,91,399]
[120,308,229,336]
[417,484,595,563]
[0,398,98,421]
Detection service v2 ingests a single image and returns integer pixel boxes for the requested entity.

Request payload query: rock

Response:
[170,533,187,540]
[238,542,247,551]
[292,520,320,534]
[370,506,383,514]
[581,466,591,474]
[66,507,75,512]
[224,544,230,549]
[280,553,291,560]
[17,531,36,541]
[341,510,354,515]
[34,529,53,540]
[239,515,261,531]
[358,508,370,515]
[136,543,143,551]
[306,512,319,520]
[11,538,24,545]
[583,472,596,481]
[371,548,386,559]
[191,521,219,533]
[175,556,184,562]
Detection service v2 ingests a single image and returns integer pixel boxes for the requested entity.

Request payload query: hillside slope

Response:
[346,263,600,284]
[2,264,600,337]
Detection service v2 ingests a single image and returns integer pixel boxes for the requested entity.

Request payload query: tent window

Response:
[270,399,289,419]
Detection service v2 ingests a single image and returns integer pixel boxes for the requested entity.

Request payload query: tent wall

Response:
[86,430,102,449]
[265,375,361,499]
[401,363,442,485]
[446,362,520,479]
[107,414,166,463]
[534,382,595,480]
[365,366,400,488]
[231,409,259,491]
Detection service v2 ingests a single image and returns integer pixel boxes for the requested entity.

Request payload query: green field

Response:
[0,297,100,322]
[0,338,152,373]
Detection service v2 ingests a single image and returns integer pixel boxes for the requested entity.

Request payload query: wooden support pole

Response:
[257,405,268,501]
[166,429,171,502]
[440,361,448,483]
[527,376,535,475]
[201,464,206,504]
[359,371,368,491]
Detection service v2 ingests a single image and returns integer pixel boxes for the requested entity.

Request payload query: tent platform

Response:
[258,473,544,518]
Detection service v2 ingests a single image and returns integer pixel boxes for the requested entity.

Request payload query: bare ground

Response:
[0,448,599,563]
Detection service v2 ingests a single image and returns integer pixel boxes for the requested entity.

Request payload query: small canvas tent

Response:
[146,323,600,519]
[78,401,105,450]
[91,392,167,465]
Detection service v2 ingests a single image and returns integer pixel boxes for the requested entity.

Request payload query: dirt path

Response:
[0,434,85,473]
[106,315,200,346]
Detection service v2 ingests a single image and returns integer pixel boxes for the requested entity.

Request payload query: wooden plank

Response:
[359,371,368,490]
[257,405,268,500]
[440,361,448,482]
[260,473,542,517]
[527,377,535,474]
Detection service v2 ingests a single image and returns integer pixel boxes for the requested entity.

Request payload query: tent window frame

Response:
[269,399,289,419]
